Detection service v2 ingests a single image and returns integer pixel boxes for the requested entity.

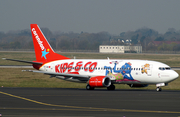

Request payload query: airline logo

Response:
[41,49,49,59]
[32,28,49,59]
[32,28,45,50]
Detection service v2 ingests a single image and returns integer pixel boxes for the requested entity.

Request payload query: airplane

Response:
[3,24,179,91]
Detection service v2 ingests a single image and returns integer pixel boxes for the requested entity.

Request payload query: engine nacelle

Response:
[128,84,148,88]
[89,76,111,87]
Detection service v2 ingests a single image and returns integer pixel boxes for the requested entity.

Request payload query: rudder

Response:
[30,24,69,62]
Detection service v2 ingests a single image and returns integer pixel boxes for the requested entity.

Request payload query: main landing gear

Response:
[107,84,115,90]
[86,84,94,90]
[86,84,115,90]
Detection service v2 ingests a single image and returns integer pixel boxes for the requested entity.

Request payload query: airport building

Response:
[99,45,142,53]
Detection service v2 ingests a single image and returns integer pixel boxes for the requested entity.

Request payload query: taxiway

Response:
[0,88,180,117]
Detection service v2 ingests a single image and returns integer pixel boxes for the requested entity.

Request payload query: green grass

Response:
[0,51,180,90]
[0,51,35,65]
[0,68,87,88]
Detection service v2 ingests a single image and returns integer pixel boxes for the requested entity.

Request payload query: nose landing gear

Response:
[156,83,167,92]
[156,87,162,92]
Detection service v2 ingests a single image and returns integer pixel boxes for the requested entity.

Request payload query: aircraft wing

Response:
[23,70,90,82]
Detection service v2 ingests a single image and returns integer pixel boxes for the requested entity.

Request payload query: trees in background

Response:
[0,27,180,51]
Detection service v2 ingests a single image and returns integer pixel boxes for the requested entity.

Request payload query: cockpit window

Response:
[159,67,171,70]
[165,67,171,70]
[159,67,165,70]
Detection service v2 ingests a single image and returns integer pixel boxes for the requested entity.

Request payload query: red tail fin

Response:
[30,24,69,62]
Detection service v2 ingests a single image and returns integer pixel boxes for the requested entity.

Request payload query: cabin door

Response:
[147,64,153,76]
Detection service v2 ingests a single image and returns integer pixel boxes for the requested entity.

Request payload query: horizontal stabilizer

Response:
[2,58,43,65]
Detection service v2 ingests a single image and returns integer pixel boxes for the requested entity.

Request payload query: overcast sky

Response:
[0,0,180,35]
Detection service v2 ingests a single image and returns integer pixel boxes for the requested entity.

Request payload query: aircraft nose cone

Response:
[172,71,179,80]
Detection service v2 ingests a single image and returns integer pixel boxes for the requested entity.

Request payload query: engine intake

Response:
[89,76,111,87]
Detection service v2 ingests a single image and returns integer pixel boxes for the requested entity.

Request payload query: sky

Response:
[0,0,180,35]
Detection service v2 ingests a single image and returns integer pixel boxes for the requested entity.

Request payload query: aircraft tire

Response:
[156,87,162,92]
[107,84,115,90]
[86,85,94,90]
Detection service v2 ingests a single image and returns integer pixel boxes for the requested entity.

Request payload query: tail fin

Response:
[30,24,69,62]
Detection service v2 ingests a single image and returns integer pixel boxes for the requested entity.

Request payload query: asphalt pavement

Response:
[0,88,180,117]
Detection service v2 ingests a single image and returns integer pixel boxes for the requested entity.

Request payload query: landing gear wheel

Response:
[107,84,115,90]
[156,87,162,92]
[86,85,94,90]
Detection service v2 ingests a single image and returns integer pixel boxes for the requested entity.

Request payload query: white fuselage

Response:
[40,59,178,84]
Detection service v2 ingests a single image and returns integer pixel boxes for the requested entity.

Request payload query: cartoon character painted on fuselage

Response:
[113,62,134,80]
[104,62,134,80]
[104,66,112,75]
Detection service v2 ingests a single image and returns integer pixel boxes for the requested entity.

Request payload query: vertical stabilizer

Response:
[30,24,69,62]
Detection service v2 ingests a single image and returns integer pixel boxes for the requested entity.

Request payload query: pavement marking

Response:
[0,91,180,114]
[0,107,98,111]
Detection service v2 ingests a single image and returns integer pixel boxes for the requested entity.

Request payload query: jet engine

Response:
[128,84,148,88]
[89,76,111,87]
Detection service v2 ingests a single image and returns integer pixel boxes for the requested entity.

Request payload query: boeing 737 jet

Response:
[3,24,179,91]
